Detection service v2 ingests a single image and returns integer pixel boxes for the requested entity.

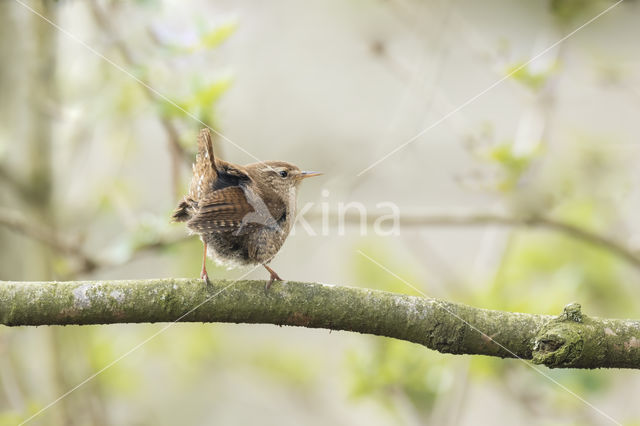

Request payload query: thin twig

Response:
[68,232,188,277]
[303,210,640,269]
[87,2,189,199]
[0,163,32,199]
[2,208,639,274]
[0,208,98,272]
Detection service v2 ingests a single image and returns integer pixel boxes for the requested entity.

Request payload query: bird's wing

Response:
[187,185,283,236]
[186,186,253,233]
[187,183,288,235]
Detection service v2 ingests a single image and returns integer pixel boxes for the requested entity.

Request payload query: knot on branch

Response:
[532,302,586,368]
[560,302,584,323]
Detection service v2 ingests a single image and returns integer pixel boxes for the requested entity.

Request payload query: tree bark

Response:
[1,279,639,369]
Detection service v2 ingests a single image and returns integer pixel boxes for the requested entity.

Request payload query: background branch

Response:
[2,208,639,276]
[0,208,97,272]
[0,208,186,277]
[306,210,640,269]
[88,1,190,200]
[0,164,31,199]
[2,279,640,370]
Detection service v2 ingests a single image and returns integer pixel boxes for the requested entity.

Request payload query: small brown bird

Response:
[172,128,321,289]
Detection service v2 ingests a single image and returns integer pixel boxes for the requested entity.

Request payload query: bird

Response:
[172,128,321,290]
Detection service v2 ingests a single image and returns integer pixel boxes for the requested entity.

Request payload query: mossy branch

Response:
[2,279,639,369]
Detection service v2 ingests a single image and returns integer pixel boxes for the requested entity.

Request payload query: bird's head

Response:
[248,161,322,196]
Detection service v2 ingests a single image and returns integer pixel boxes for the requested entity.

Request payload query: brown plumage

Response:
[172,128,321,289]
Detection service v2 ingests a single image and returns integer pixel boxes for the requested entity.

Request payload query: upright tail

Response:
[199,128,217,173]
[189,128,218,200]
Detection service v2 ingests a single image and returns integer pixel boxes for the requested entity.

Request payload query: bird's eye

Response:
[279,170,288,178]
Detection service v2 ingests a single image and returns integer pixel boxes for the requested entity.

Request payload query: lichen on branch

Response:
[1,279,640,369]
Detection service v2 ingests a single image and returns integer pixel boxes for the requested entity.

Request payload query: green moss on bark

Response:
[2,279,640,369]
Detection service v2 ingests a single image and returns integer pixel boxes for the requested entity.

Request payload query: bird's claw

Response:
[265,271,282,292]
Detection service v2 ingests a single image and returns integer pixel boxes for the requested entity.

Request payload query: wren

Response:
[172,128,321,290]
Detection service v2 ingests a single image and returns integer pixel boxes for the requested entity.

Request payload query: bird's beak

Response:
[300,171,323,179]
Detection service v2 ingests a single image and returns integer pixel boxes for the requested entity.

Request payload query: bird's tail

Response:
[189,128,218,200]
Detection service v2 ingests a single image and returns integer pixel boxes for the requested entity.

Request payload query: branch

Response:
[66,233,187,278]
[2,208,639,275]
[306,210,640,269]
[2,279,640,369]
[0,208,98,272]
[88,2,190,199]
[0,208,188,277]
[0,164,31,198]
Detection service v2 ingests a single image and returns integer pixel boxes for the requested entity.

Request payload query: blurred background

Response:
[1,0,640,424]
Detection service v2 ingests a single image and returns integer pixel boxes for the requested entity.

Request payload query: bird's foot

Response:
[265,273,282,291]
[200,270,211,286]
[263,265,282,292]
[201,242,210,285]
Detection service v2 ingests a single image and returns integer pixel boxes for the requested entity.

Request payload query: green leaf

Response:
[158,98,190,119]
[506,62,557,91]
[188,76,233,110]
[198,22,237,50]
[485,142,540,191]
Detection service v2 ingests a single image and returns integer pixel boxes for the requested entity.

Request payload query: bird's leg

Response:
[201,242,210,284]
[263,264,282,291]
